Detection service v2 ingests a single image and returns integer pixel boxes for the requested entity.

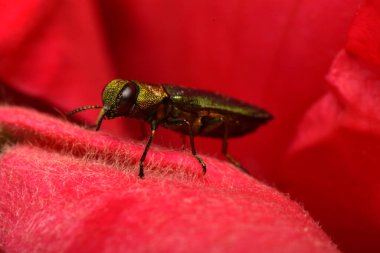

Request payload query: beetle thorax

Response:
[132,82,168,114]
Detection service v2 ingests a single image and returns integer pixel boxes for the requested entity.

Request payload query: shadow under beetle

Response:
[67,79,273,178]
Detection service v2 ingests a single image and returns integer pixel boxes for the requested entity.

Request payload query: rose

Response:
[1,0,375,252]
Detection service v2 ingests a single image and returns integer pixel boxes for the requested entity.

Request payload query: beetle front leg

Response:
[165,118,206,174]
[139,120,157,178]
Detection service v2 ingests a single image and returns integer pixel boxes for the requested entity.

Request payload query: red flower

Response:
[1,0,378,252]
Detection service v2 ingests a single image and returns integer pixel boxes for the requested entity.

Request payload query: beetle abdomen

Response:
[163,85,272,138]
[163,111,270,138]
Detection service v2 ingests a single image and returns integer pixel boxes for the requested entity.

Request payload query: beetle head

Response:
[66,79,138,131]
[95,79,138,130]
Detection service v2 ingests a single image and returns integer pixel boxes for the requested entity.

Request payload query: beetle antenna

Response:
[66,105,103,117]
[95,108,107,131]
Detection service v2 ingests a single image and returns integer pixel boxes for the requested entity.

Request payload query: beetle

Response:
[67,79,273,178]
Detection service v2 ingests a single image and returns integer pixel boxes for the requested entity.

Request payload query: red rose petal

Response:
[346,0,380,68]
[279,51,380,253]
[0,106,339,253]
[279,2,380,251]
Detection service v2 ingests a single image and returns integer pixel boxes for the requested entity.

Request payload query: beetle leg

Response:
[165,118,207,174]
[222,123,249,174]
[189,127,207,174]
[139,120,157,178]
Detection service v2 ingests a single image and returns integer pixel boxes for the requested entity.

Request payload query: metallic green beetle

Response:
[67,79,272,178]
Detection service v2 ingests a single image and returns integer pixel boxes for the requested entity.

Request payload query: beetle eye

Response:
[117,84,138,115]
